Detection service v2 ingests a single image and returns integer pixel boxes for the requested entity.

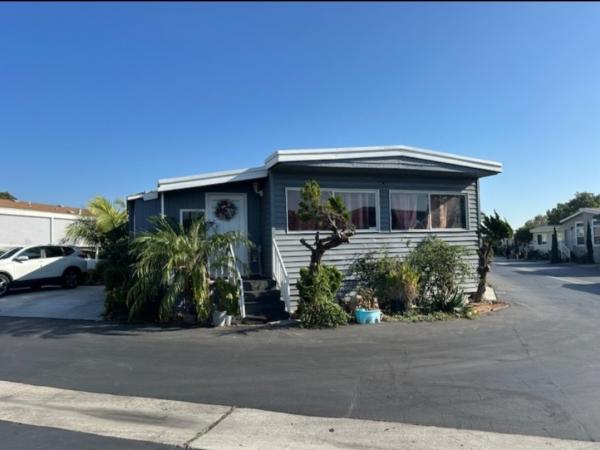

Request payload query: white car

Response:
[0,245,88,297]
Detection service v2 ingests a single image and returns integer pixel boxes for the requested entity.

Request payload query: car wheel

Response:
[62,268,80,289]
[0,274,10,297]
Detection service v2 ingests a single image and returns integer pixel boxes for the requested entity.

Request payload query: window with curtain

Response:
[390,192,429,230]
[286,189,377,231]
[430,194,467,229]
[576,222,585,245]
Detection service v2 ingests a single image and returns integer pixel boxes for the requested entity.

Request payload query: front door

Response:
[205,193,249,273]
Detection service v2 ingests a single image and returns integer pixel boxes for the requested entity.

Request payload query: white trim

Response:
[160,193,165,216]
[265,145,502,173]
[179,209,205,228]
[143,145,501,195]
[0,207,84,221]
[158,167,268,192]
[284,187,380,233]
[593,217,600,247]
[559,208,600,224]
[388,190,470,233]
[575,221,585,246]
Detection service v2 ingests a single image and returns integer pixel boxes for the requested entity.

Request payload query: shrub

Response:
[296,265,348,328]
[297,265,342,305]
[213,278,239,316]
[349,252,403,312]
[408,237,471,310]
[300,299,349,328]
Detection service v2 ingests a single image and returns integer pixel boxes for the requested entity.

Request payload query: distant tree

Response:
[473,211,513,302]
[523,214,548,229]
[550,227,560,264]
[547,192,600,225]
[514,227,533,246]
[586,222,595,264]
[0,192,16,200]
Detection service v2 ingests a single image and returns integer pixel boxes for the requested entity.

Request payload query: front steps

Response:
[242,277,289,322]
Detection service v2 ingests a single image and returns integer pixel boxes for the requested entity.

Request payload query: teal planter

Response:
[355,308,382,324]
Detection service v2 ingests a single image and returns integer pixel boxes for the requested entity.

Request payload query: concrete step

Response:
[243,278,276,292]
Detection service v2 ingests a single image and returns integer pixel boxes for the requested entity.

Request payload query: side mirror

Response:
[15,256,29,262]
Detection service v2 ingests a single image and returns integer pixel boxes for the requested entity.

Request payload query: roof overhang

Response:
[157,166,268,193]
[559,208,600,224]
[264,145,503,174]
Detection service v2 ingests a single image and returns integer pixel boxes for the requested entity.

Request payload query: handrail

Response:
[272,238,292,312]
[228,243,246,318]
[559,242,571,262]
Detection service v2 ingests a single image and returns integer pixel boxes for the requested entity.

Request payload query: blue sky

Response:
[1,2,599,227]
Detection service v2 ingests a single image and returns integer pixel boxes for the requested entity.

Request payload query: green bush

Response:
[297,265,342,305]
[408,237,471,310]
[300,297,349,328]
[296,265,348,328]
[213,278,239,316]
[349,252,404,312]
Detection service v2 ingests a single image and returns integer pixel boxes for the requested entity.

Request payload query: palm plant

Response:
[473,211,513,302]
[64,196,128,248]
[127,215,249,323]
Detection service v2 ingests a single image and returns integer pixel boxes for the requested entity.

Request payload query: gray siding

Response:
[129,197,160,235]
[561,212,600,263]
[131,181,268,273]
[270,167,481,310]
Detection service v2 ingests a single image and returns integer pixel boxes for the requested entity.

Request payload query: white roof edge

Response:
[127,190,159,202]
[264,145,502,173]
[157,166,268,192]
[559,208,600,224]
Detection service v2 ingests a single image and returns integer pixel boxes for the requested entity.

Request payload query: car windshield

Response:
[0,247,23,259]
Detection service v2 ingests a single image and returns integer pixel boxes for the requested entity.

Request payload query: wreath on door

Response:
[214,199,237,221]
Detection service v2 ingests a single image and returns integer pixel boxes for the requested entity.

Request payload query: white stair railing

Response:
[228,244,246,318]
[559,242,571,262]
[272,238,292,312]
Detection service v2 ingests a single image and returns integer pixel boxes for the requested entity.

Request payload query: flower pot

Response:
[355,308,382,324]
[212,310,228,327]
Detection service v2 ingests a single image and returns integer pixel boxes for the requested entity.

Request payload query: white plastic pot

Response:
[212,310,228,327]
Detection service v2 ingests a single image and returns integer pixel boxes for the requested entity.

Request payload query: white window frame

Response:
[179,209,205,229]
[593,217,600,246]
[285,187,380,233]
[389,190,470,233]
[575,221,585,246]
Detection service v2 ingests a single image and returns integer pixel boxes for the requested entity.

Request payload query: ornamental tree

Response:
[473,211,513,302]
[298,180,355,272]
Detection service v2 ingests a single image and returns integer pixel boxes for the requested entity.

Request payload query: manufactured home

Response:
[127,146,502,319]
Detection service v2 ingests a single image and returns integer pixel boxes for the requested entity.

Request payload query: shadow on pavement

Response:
[0,316,188,339]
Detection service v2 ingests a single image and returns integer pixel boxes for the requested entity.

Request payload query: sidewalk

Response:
[0,380,596,450]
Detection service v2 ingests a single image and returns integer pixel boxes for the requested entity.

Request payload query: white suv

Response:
[0,245,88,297]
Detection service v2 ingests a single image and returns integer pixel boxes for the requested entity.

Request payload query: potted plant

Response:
[212,278,239,327]
[354,287,382,324]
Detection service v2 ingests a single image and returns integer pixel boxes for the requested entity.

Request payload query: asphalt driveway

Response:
[0,286,104,321]
[0,260,600,443]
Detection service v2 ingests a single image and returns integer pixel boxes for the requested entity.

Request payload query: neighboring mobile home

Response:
[127,145,502,317]
[528,225,564,254]
[560,208,600,263]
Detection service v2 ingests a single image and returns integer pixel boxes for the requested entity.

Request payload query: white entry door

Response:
[205,193,249,272]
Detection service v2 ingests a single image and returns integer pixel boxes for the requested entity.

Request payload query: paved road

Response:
[0,260,599,444]
[0,285,104,321]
